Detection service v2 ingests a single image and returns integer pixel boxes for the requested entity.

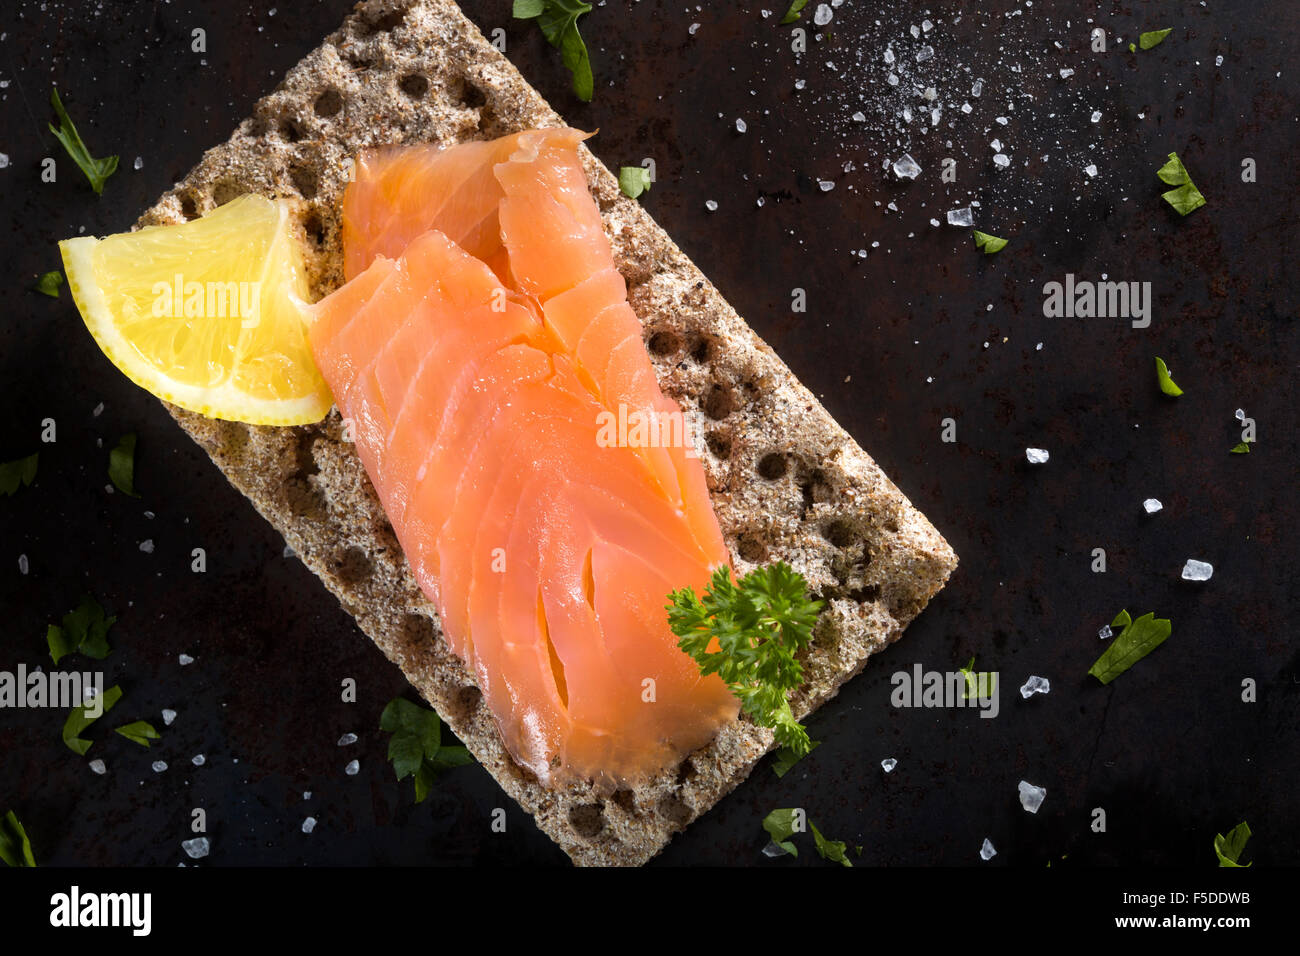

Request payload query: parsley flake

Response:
[63,684,123,755]
[1088,610,1171,684]
[0,811,36,867]
[380,697,473,803]
[618,165,653,200]
[1155,152,1206,216]
[762,808,801,857]
[49,88,118,195]
[115,720,162,748]
[1230,442,1252,454]
[972,230,1008,254]
[47,595,116,665]
[514,0,594,103]
[35,271,64,298]
[0,453,38,496]
[1214,820,1252,867]
[108,433,140,497]
[1155,357,1183,397]
[1139,29,1172,50]
[780,1,810,25]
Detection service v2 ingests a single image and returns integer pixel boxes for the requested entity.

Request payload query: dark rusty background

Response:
[0,0,1296,867]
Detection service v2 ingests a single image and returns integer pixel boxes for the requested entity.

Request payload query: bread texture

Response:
[138,0,958,865]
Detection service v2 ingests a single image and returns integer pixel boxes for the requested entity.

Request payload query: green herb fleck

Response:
[1155,152,1206,216]
[1088,611,1171,684]
[35,271,64,298]
[48,595,116,665]
[810,820,853,867]
[513,0,594,103]
[1230,442,1252,454]
[115,720,161,748]
[380,697,473,803]
[1128,43,1136,53]
[108,433,140,497]
[668,562,822,758]
[0,811,36,867]
[0,453,38,496]
[780,0,809,25]
[959,656,997,700]
[771,739,820,778]
[618,165,653,200]
[49,88,118,195]
[762,808,801,857]
[1139,29,1172,50]
[1155,357,1183,397]
[1214,820,1252,867]
[62,684,123,755]
[972,230,1008,254]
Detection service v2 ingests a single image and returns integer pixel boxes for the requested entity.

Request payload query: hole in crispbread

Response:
[703,383,735,421]
[824,520,856,548]
[567,803,605,839]
[647,330,681,356]
[706,430,732,460]
[280,118,305,143]
[313,89,343,118]
[757,452,788,479]
[178,192,200,221]
[657,795,692,828]
[365,7,407,33]
[211,179,246,207]
[290,162,319,200]
[303,209,327,247]
[689,335,714,363]
[453,684,483,720]
[611,789,637,813]
[399,74,429,98]
[737,533,767,563]
[333,547,373,586]
[675,758,698,787]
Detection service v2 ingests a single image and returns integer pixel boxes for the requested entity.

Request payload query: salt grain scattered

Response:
[1019,675,1050,698]
[1018,780,1047,813]
[1098,624,1113,640]
[946,207,973,227]
[1025,448,1049,464]
[152,760,168,773]
[90,759,107,775]
[980,838,997,860]
[162,708,177,725]
[178,653,195,666]
[344,759,360,776]
[1182,559,1214,582]
[192,754,205,766]
[1142,498,1163,514]
[18,554,28,575]
[182,837,210,859]
[338,733,357,746]
[881,758,897,773]
[892,153,922,179]
[302,816,317,834]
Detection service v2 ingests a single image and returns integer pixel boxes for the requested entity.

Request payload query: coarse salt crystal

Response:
[881,758,898,773]
[1019,676,1050,698]
[1025,448,1049,464]
[1143,498,1163,514]
[1018,780,1047,813]
[1182,559,1213,582]
[980,838,997,860]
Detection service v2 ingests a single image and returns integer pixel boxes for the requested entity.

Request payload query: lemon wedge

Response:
[60,194,332,425]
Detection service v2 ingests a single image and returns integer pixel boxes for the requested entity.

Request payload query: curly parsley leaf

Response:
[514,0,594,102]
[668,562,822,757]
[34,271,64,298]
[972,230,1008,254]
[62,684,123,755]
[49,88,118,195]
[108,433,140,497]
[1155,152,1206,216]
[0,453,38,496]
[810,820,853,867]
[1088,611,1171,684]
[0,811,36,867]
[618,165,653,199]
[1214,820,1252,867]
[115,720,161,748]
[1139,29,1172,50]
[1155,357,1184,397]
[380,697,472,803]
[780,1,810,25]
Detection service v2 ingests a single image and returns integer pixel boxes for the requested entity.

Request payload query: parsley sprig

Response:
[49,88,118,195]
[380,698,473,803]
[668,563,822,757]
[514,0,594,103]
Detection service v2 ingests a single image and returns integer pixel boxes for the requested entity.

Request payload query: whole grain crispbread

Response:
[140,0,958,865]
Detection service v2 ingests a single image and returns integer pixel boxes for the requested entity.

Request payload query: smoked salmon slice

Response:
[310,129,739,787]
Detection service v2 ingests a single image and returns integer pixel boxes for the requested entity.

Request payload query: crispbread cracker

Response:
[140,0,958,865]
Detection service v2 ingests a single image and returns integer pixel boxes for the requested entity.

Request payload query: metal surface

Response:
[0,1,1295,866]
